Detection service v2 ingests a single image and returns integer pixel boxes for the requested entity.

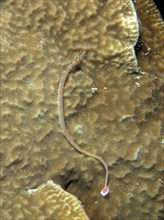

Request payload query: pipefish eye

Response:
[73,56,80,64]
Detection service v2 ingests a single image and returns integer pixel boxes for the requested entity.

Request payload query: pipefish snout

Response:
[57,51,109,197]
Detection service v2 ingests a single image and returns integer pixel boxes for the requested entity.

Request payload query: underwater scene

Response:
[1,0,164,219]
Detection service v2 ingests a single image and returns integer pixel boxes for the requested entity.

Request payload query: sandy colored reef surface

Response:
[0,0,164,219]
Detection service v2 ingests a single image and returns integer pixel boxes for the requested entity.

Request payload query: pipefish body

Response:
[57,51,109,196]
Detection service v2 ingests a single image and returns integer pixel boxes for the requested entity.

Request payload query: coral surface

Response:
[1,0,163,219]
[26,180,89,220]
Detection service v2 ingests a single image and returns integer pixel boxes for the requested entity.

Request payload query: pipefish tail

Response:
[57,51,109,197]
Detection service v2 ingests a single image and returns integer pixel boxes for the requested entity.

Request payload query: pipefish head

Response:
[72,51,86,70]
[72,51,86,69]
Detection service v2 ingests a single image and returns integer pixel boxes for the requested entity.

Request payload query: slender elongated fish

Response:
[57,52,109,196]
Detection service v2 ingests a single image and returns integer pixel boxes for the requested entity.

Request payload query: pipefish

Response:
[57,51,109,196]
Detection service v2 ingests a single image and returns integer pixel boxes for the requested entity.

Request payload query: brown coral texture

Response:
[1,0,163,220]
